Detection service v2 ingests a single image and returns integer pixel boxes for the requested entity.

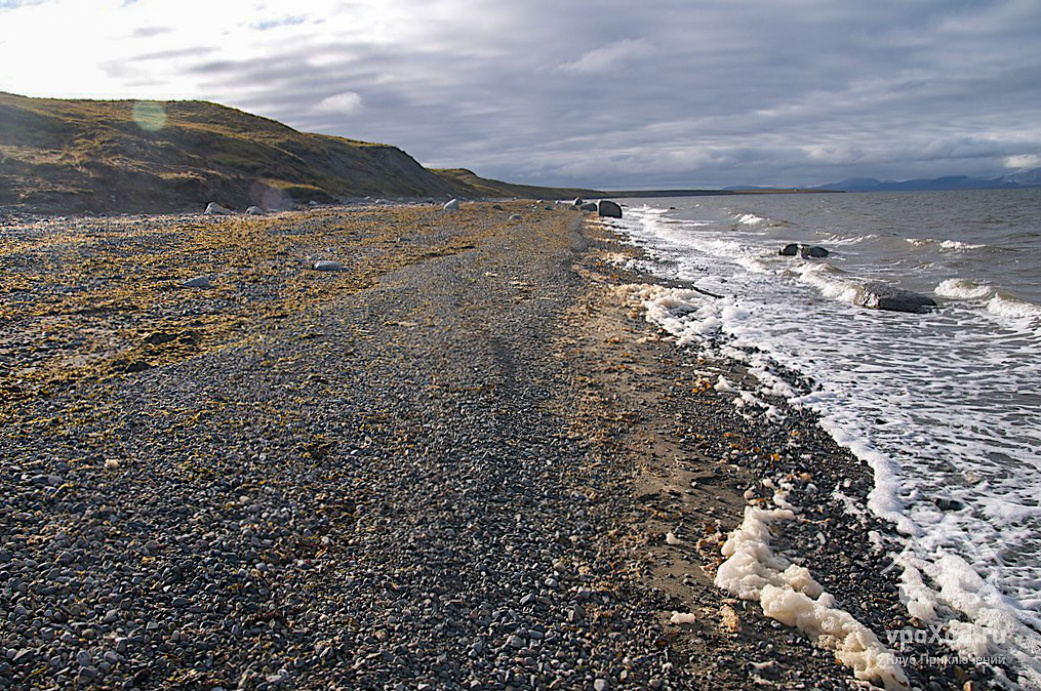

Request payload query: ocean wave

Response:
[987,291,1041,320]
[736,213,766,225]
[793,262,860,303]
[821,233,878,246]
[935,279,1041,321]
[935,278,994,301]
[906,237,986,251]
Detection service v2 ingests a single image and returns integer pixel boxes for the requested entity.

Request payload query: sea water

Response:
[605,188,1041,684]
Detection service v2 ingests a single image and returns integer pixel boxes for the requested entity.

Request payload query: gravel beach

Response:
[2,202,997,689]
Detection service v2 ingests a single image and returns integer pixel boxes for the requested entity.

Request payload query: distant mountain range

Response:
[814,168,1041,193]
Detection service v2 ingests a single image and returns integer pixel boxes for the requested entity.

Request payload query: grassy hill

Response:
[0,92,596,214]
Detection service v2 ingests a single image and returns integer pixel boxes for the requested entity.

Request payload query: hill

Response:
[0,92,594,214]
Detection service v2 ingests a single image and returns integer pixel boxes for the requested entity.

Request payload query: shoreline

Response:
[1,202,996,689]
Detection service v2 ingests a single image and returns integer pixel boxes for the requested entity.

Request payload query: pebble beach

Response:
[1,202,998,690]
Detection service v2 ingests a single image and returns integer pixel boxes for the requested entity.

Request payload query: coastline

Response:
[1,202,995,689]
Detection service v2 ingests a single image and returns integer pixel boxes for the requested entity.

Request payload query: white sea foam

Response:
[986,291,1041,320]
[935,278,994,300]
[716,504,909,689]
[736,213,766,225]
[907,237,985,251]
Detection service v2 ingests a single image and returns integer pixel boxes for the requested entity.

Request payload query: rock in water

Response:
[779,243,800,256]
[856,282,937,313]
[800,245,829,258]
[204,202,233,215]
[443,199,460,211]
[597,200,623,218]
[313,260,345,272]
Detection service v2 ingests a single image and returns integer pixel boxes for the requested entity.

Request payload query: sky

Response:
[2,0,1041,189]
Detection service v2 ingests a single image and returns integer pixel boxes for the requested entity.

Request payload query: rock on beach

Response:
[597,200,623,219]
[204,202,233,215]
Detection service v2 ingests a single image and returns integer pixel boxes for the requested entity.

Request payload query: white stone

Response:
[443,199,460,211]
[204,202,233,215]
[182,276,211,289]
[246,206,265,215]
[313,260,345,272]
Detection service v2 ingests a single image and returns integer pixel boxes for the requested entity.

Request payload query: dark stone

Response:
[144,331,178,346]
[597,200,623,218]
[856,282,937,313]
[578,202,598,212]
[800,245,829,258]
[779,243,800,256]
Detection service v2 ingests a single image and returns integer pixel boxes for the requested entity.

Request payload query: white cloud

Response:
[1006,154,1041,170]
[558,38,650,74]
[314,91,363,115]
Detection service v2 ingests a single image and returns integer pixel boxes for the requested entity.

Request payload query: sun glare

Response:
[132,101,167,131]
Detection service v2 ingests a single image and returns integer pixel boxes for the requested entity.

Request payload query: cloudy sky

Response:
[2,0,1040,188]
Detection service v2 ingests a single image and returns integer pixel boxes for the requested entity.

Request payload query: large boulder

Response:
[855,282,937,313]
[204,202,233,215]
[597,200,623,218]
[578,202,598,212]
[800,245,829,258]
[779,243,829,258]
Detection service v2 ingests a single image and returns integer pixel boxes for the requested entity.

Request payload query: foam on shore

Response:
[715,503,909,690]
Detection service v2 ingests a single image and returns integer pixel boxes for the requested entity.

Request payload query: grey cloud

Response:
[130,26,172,38]
[112,0,1041,188]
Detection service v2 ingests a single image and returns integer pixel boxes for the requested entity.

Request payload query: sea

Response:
[604,188,1041,685]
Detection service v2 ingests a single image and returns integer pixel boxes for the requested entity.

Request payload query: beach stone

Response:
[779,243,800,256]
[204,202,233,215]
[597,200,623,218]
[800,245,829,258]
[579,202,598,212]
[856,282,937,313]
[246,206,265,215]
[509,214,522,221]
[312,260,345,272]
[181,276,211,289]
[443,199,460,211]
[572,197,585,208]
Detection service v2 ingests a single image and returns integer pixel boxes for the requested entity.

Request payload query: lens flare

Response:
[132,101,167,131]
